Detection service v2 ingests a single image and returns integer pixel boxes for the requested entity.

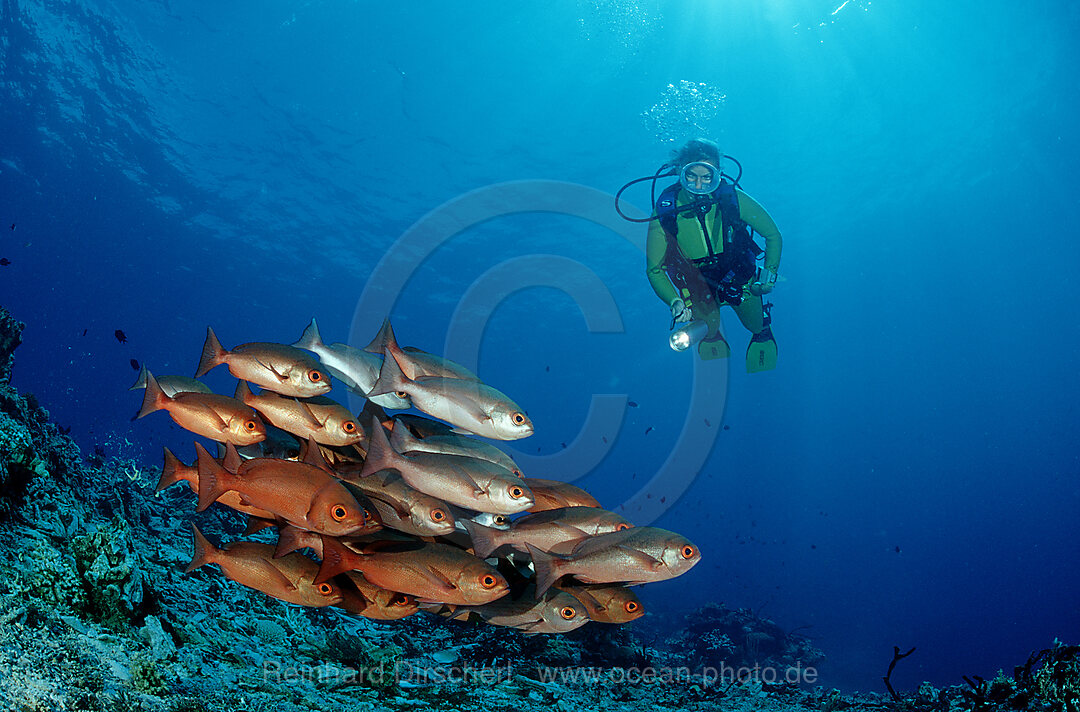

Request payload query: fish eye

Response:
[625,601,640,613]
[342,421,357,434]
[430,509,446,522]
[331,505,349,521]
[680,545,696,559]
[362,508,373,522]
[479,574,499,589]
[508,485,524,499]
[395,390,408,398]
[511,412,527,426]
[391,593,411,607]
[560,606,577,620]
[493,515,509,526]
[243,420,258,432]
[308,369,325,383]
[317,582,334,596]
[616,523,631,531]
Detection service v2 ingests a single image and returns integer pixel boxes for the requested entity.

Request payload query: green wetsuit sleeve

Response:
[736,190,782,273]
[646,220,680,307]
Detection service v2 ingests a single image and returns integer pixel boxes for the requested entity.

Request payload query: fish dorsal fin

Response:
[223,443,242,473]
[302,436,332,472]
[363,318,397,354]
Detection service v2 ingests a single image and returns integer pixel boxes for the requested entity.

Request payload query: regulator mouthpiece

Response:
[670,320,709,352]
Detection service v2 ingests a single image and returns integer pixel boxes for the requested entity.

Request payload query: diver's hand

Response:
[750,267,778,296]
[670,299,692,323]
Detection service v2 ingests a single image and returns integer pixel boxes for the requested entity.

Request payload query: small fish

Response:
[292,319,409,409]
[115,329,127,343]
[8,224,13,230]
[337,469,456,537]
[894,546,901,554]
[316,536,509,606]
[234,381,361,447]
[336,571,419,620]
[361,420,533,515]
[0,258,9,266]
[136,371,265,445]
[704,419,711,427]
[390,424,522,477]
[155,447,277,520]
[645,426,653,435]
[723,424,730,431]
[465,506,632,558]
[196,326,331,398]
[529,526,702,597]
[194,442,368,536]
[369,328,532,441]
[82,329,87,336]
[365,319,479,381]
[524,478,601,512]
[129,367,213,397]
[447,587,589,635]
[186,524,343,608]
[628,401,638,408]
[545,366,550,372]
[556,583,644,624]
[129,358,140,371]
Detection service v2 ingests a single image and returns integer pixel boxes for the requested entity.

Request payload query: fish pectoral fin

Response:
[616,545,665,571]
[264,565,300,593]
[420,564,458,593]
[294,399,324,429]
[255,356,290,383]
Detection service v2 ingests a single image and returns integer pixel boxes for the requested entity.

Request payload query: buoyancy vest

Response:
[655,181,763,303]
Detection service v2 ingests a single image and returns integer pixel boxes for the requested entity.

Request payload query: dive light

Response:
[669,320,709,352]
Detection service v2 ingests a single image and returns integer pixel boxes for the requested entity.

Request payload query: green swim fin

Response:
[698,332,730,361]
[746,327,777,373]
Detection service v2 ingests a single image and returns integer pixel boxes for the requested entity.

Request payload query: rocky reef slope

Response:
[0,304,1076,712]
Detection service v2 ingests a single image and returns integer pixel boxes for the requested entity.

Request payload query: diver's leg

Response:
[734,289,777,372]
[694,294,729,360]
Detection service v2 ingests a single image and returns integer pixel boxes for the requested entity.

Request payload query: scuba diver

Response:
[616,138,783,372]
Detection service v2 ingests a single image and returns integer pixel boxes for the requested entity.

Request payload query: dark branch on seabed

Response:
[883,645,917,701]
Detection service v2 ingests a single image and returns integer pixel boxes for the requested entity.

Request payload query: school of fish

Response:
[134,318,701,634]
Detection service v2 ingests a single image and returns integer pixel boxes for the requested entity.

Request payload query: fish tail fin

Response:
[194,442,237,512]
[185,523,219,574]
[314,536,353,584]
[527,543,563,599]
[462,519,501,559]
[195,326,227,378]
[293,318,324,352]
[136,371,169,419]
[156,447,186,493]
[128,364,149,391]
[358,416,399,477]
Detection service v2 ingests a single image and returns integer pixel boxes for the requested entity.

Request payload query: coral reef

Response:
[0,303,1077,712]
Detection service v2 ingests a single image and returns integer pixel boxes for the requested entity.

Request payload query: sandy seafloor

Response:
[1,304,1076,712]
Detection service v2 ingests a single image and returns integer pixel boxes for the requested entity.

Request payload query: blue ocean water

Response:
[2,0,1078,692]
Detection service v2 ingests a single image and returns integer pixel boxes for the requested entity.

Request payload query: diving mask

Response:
[679,161,721,195]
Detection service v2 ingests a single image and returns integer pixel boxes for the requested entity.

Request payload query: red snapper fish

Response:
[315,536,510,606]
[194,443,368,536]
[186,524,343,608]
[368,333,533,441]
[196,326,331,397]
[233,381,361,446]
[529,526,702,597]
[137,371,266,446]
[556,583,644,624]
[446,587,589,635]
